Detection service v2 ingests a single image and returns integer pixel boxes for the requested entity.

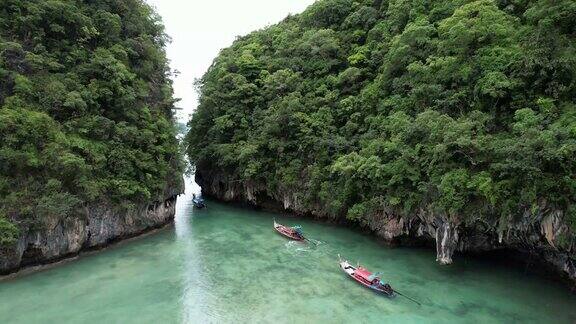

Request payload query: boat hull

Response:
[339,260,395,297]
[192,198,206,209]
[274,221,304,241]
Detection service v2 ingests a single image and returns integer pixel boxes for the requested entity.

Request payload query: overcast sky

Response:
[145,0,316,122]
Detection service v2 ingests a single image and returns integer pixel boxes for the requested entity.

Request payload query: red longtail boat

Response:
[273,220,305,241]
[338,255,395,297]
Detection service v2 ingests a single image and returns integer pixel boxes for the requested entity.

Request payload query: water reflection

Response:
[175,177,218,323]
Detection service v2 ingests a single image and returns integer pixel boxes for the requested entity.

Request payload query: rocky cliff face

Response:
[0,186,182,275]
[196,168,576,285]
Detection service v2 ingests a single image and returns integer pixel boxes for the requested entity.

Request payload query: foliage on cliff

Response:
[0,0,182,244]
[186,0,575,236]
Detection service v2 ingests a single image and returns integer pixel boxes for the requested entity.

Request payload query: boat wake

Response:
[284,241,310,254]
[283,239,326,256]
[306,238,323,246]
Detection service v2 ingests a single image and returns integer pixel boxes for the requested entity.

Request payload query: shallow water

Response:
[0,179,575,323]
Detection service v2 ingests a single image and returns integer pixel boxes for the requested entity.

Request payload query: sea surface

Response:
[0,178,575,323]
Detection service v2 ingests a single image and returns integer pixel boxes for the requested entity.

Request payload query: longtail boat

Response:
[338,255,395,297]
[273,220,305,241]
[192,193,206,209]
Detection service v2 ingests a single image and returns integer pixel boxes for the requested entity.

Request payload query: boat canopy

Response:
[292,225,303,235]
[367,272,383,281]
[354,268,372,280]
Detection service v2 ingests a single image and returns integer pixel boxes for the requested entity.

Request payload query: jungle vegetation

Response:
[0,0,182,244]
[186,0,576,238]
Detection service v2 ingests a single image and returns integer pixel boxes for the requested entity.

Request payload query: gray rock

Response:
[0,192,181,275]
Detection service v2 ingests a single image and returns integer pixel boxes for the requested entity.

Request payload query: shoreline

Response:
[0,220,175,281]
[204,195,576,291]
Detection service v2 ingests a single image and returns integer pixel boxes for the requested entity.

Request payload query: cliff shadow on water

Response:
[195,167,576,290]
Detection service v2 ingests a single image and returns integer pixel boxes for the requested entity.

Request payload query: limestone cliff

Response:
[0,184,182,275]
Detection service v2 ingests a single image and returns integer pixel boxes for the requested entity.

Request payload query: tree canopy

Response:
[186,0,576,241]
[0,0,182,244]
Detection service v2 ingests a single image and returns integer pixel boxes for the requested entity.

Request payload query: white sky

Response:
[145,0,316,122]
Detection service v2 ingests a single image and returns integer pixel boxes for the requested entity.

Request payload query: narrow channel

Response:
[0,177,574,323]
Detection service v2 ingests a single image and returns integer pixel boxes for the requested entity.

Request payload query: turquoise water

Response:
[0,179,575,323]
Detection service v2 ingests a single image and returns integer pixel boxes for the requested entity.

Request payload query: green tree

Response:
[0,0,182,245]
[186,0,576,236]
